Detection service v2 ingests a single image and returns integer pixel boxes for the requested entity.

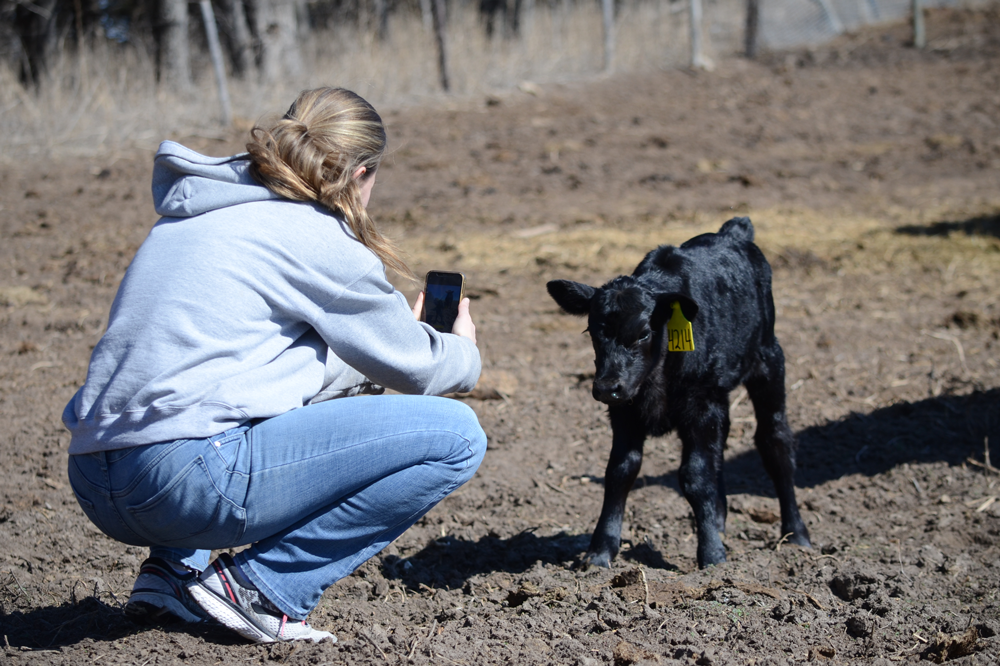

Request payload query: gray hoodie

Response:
[63,141,481,454]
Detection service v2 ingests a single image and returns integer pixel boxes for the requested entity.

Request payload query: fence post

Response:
[602,0,615,73]
[431,0,450,91]
[689,0,711,69]
[199,0,232,126]
[912,0,926,48]
[745,0,759,58]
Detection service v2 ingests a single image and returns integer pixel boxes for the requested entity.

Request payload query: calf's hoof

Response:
[697,543,728,569]
[583,550,614,568]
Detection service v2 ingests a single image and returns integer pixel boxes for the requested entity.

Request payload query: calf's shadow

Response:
[393,388,998,588]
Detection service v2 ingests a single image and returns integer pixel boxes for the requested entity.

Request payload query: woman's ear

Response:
[352,166,367,180]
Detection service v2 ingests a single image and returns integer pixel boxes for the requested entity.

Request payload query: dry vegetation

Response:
[0,2,728,159]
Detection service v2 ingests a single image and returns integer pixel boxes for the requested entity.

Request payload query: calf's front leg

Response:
[587,409,646,567]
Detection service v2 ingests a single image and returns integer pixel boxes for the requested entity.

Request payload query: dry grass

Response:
[0,2,747,160]
[400,206,1000,286]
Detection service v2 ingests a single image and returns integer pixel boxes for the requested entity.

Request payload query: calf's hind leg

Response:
[745,341,811,548]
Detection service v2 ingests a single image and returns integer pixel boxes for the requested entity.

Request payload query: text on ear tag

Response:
[667,301,695,352]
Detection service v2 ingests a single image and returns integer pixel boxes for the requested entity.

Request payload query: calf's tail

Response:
[719,216,755,243]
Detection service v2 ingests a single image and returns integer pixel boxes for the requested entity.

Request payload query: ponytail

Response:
[246,88,413,280]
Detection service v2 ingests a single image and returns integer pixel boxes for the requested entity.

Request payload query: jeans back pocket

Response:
[126,456,247,548]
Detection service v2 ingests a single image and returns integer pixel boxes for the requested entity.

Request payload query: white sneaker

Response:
[188,553,336,644]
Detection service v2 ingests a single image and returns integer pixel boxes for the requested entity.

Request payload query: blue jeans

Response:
[67,395,486,619]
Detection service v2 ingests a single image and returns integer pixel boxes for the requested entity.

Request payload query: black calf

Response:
[547,217,811,568]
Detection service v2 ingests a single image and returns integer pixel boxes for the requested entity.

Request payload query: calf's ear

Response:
[547,280,595,316]
[655,293,700,322]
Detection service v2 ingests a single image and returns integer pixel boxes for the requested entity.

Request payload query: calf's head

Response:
[547,277,698,405]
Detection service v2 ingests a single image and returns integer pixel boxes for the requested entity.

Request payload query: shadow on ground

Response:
[394,389,998,587]
[0,597,243,650]
[729,388,999,495]
[896,213,1000,239]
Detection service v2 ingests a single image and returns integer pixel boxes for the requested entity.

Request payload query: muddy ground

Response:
[2,7,1000,665]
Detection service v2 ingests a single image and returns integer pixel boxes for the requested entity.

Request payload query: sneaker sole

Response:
[188,583,275,643]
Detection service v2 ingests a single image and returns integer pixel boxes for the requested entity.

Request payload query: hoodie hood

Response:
[152,140,280,218]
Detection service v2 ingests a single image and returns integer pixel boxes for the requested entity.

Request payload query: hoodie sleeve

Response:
[304,262,481,397]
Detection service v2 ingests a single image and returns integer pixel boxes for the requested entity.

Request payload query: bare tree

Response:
[9,0,60,85]
[745,0,759,58]
[912,0,926,48]
[199,0,232,124]
[246,0,303,83]
[431,0,449,91]
[216,0,255,77]
[158,0,191,89]
[601,0,614,73]
[689,0,712,70]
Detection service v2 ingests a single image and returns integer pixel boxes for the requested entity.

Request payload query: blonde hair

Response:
[246,87,412,279]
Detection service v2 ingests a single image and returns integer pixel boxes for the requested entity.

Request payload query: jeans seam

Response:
[250,427,475,475]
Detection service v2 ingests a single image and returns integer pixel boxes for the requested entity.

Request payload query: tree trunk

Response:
[431,0,450,91]
[689,0,711,70]
[373,0,389,41]
[199,0,233,125]
[12,0,60,86]
[217,0,254,77]
[745,0,759,58]
[420,0,433,32]
[159,0,191,90]
[248,0,303,83]
[912,0,925,48]
[601,0,614,73]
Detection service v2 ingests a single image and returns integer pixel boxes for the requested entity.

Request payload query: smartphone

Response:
[421,271,466,333]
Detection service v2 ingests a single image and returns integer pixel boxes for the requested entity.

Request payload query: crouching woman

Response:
[63,87,486,644]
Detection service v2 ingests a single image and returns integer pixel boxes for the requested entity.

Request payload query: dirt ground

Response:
[2,7,1000,665]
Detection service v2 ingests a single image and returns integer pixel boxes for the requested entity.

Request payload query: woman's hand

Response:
[411,291,425,320]
[451,298,477,345]
[411,292,477,345]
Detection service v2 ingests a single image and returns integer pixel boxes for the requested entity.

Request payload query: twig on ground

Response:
[975,496,997,513]
[774,532,791,552]
[408,619,439,660]
[2,570,32,605]
[361,629,387,660]
[639,566,650,607]
[809,553,841,564]
[777,584,826,610]
[382,585,407,604]
[967,437,999,475]
[922,330,968,373]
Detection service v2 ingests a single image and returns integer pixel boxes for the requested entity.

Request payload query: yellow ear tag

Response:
[667,301,695,352]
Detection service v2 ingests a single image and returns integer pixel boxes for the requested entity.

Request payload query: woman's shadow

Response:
[0,595,244,651]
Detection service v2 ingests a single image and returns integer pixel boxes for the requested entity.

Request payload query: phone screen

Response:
[422,271,465,333]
